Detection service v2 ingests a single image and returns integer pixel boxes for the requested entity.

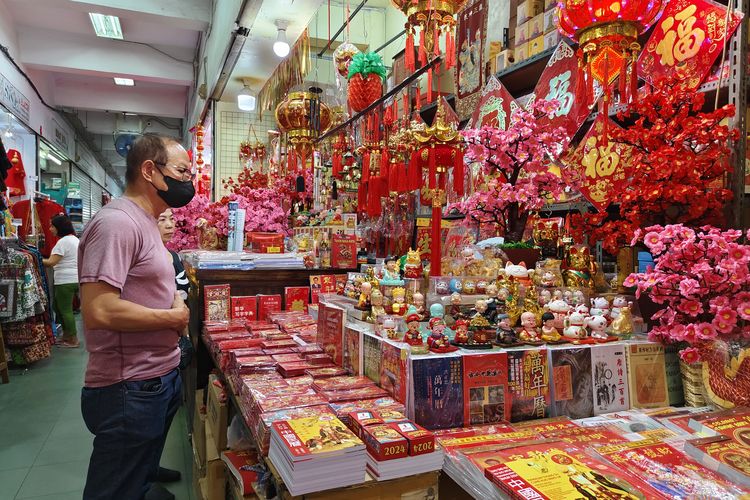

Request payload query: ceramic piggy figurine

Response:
[585,315,608,339]
[563,311,588,339]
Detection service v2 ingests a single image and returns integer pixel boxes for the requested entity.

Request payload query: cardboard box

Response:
[530,12,545,38]
[515,21,530,45]
[193,458,203,499]
[390,421,436,457]
[362,424,408,461]
[495,49,514,72]
[529,35,546,57]
[192,389,207,471]
[205,425,227,500]
[544,8,557,33]
[544,30,561,50]
[207,375,229,452]
[517,0,544,25]
[514,42,528,62]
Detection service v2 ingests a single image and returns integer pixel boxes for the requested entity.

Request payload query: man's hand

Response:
[171,291,189,333]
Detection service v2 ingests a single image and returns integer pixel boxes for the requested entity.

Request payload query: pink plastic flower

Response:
[643,231,665,254]
[695,322,718,340]
[678,279,700,297]
[679,347,702,364]
[738,301,750,321]
[676,299,702,316]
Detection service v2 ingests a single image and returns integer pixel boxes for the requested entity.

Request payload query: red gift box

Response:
[362,424,408,461]
[249,232,284,253]
[348,410,385,438]
[390,421,435,456]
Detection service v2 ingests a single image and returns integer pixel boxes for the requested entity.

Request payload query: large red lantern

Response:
[557,0,667,118]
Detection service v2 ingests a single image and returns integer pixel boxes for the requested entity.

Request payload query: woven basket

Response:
[679,360,706,407]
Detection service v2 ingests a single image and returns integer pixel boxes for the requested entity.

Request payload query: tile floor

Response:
[0,320,194,500]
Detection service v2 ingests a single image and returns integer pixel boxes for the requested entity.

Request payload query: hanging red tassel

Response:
[405,27,415,72]
[602,52,610,146]
[427,68,434,103]
[629,56,638,104]
[380,149,390,182]
[575,51,586,107]
[618,52,628,102]
[415,85,422,109]
[332,152,341,178]
[403,92,409,118]
[586,59,594,106]
[396,162,407,192]
[418,29,427,67]
[408,151,420,191]
[453,149,464,196]
[362,149,371,182]
[358,180,366,213]
[433,22,441,72]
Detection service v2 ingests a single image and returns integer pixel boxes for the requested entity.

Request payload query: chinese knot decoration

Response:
[392,0,467,73]
[557,0,667,123]
[411,97,465,276]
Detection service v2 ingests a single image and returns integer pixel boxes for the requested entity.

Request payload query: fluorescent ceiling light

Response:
[47,154,62,165]
[273,21,290,58]
[237,86,256,111]
[114,78,134,86]
[89,13,123,39]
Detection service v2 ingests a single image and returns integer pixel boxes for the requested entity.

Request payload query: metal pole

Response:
[729,0,748,229]
[317,0,369,57]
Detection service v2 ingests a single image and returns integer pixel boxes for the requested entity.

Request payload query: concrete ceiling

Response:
[2,0,209,172]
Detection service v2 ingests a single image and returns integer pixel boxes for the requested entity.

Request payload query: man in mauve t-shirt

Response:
[78,133,194,500]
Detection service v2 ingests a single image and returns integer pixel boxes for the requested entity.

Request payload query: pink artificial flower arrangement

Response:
[450,99,574,242]
[625,224,750,362]
[168,191,290,252]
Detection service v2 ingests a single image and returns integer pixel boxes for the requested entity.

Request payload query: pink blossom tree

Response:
[450,100,573,242]
[625,225,750,360]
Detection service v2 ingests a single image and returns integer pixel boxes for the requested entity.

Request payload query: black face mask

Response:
[154,169,195,208]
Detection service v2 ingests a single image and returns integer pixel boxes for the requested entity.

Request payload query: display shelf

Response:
[495,48,556,97]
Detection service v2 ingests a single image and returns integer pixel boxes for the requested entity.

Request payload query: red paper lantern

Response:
[557,0,667,120]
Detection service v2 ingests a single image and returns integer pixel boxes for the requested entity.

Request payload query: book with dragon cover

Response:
[316,302,345,367]
[507,348,550,423]
[550,347,593,419]
[204,284,231,322]
[271,414,364,459]
[625,342,668,409]
[363,332,383,384]
[590,343,630,415]
[596,439,747,498]
[343,325,364,376]
[411,355,464,430]
[684,435,750,488]
[380,339,409,404]
[484,441,662,500]
[463,352,509,426]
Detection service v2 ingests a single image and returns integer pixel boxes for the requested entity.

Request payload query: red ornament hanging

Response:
[557,0,667,121]
[410,97,464,276]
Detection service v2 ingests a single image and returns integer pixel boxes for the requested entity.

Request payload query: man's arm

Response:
[81,281,189,332]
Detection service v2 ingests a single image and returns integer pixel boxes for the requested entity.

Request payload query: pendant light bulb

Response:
[273,20,290,58]
[237,85,256,111]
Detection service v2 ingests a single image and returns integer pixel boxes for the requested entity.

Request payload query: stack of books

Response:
[269,414,366,496]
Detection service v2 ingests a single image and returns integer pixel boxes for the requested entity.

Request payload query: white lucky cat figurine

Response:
[610,296,629,319]
[504,261,534,287]
[590,297,611,320]
[563,311,588,339]
[546,299,571,330]
[585,315,608,339]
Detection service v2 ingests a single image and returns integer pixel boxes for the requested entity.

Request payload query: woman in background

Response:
[43,214,79,347]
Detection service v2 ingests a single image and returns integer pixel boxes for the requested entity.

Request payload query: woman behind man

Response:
[43,214,79,347]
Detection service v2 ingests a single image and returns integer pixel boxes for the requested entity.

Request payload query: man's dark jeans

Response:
[81,368,182,500]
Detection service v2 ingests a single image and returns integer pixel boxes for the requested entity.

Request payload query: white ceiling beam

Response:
[54,83,187,118]
[18,28,193,86]
[69,0,210,31]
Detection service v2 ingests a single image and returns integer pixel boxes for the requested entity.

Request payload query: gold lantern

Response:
[274,91,332,163]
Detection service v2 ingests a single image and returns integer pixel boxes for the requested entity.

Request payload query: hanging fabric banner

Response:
[468,75,520,130]
[638,0,743,89]
[564,114,633,212]
[454,0,488,120]
[532,41,601,148]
